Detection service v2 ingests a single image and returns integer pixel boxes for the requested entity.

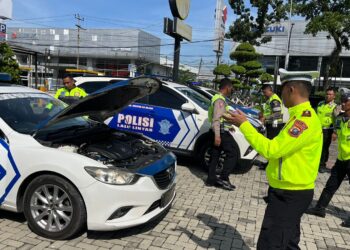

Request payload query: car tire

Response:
[198,140,224,175]
[23,175,86,240]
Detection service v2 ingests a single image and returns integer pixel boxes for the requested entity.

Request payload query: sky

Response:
[6,0,239,72]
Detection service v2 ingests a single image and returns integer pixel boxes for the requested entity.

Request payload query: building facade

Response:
[6,27,161,87]
[251,20,350,87]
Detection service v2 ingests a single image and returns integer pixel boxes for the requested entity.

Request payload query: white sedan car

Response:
[0,77,176,239]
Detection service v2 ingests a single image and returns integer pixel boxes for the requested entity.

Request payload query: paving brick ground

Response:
[0,141,349,249]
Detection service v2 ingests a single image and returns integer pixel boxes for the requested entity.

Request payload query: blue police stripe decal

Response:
[0,163,6,181]
[0,139,21,205]
[177,111,190,148]
[186,114,200,150]
[109,104,181,146]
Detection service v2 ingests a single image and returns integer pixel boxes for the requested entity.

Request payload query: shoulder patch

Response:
[288,119,308,138]
[302,110,311,117]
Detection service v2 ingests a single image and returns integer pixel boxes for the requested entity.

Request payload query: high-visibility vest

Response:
[317,101,337,129]
[334,115,350,161]
[240,101,322,190]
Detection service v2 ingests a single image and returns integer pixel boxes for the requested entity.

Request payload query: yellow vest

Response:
[317,101,337,129]
[240,101,322,190]
[55,86,87,100]
[335,115,350,161]
[208,93,230,123]
[263,93,284,124]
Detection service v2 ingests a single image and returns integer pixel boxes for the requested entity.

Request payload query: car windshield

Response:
[176,87,210,110]
[0,92,90,135]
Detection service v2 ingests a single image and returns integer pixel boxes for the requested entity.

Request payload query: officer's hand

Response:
[332,132,337,141]
[225,109,247,127]
[214,136,221,147]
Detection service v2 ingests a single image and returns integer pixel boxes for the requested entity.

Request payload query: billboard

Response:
[0,0,13,20]
[213,0,227,54]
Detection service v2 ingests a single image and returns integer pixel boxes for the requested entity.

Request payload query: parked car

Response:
[189,85,265,132]
[107,81,258,174]
[0,77,175,239]
[74,76,127,94]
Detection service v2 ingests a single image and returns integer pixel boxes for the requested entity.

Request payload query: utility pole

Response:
[75,14,85,69]
[284,0,293,69]
[173,37,181,82]
[196,57,203,81]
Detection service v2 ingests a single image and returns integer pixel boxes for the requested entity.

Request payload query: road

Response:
[0,141,349,250]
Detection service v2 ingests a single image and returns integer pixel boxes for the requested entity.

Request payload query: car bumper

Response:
[81,175,176,231]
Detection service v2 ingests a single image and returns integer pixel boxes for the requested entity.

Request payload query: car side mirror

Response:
[181,102,197,113]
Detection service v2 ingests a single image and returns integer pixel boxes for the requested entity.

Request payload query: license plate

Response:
[161,185,175,207]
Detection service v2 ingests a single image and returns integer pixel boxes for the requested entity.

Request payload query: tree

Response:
[295,1,350,89]
[213,64,231,77]
[230,42,264,86]
[226,1,350,90]
[226,1,288,45]
[0,42,21,83]
[178,69,196,84]
[260,72,274,83]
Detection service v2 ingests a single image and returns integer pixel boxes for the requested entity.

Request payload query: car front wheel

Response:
[23,175,86,240]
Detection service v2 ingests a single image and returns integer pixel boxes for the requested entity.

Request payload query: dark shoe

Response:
[217,178,235,191]
[262,196,269,204]
[258,162,268,170]
[319,166,327,173]
[305,206,326,218]
[341,218,350,228]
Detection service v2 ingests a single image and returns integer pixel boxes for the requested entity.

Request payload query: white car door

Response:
[0,125,20,207]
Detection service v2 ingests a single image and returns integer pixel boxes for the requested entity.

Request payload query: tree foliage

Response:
[294,0,350,89]
[0,43,21,83]
[178,69,196,84]
[230,42,264,86]
[260,72,274,83]
[226,0,350,89]
[213,64,231,77]
[226,0,288,45]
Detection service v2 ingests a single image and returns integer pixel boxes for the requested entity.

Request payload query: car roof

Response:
[74,76,128,84]
[0,84,43,94]
[162,81,190,88]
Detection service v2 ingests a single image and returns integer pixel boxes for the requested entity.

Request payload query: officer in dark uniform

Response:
[317,87,337,173]
[306,93,350,228]
[206,78,238,191]
[225,69,322,249]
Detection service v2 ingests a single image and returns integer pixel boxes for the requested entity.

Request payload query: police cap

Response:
[341,92,350,103]
[279,68,319,86]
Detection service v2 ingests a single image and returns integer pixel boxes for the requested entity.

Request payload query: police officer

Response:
[306,93,350,228]
[225,69,322,249]
[206,78,238,191]
[317,87,337,173]
[261,84,285,139]
[54,75,87,104]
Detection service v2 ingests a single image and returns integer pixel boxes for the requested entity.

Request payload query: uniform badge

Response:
[302,110,311,117]
[288,120,308,138]
[74,92,81,97]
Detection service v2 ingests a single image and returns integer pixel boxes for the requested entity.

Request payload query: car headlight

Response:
[84,167,140,185]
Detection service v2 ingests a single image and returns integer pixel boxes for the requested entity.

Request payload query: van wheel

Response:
[23,175,86,240]
[198,140,224,175]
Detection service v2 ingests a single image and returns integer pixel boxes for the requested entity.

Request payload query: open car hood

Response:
[38,77,161,129]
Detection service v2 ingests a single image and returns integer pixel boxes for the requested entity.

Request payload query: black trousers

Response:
[318,160,350,206]
[266,123,285,139]
[257,187,314,250]
[319,129,333,167]
[207,130,238,183]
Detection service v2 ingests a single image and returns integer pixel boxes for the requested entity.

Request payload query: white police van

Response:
[0,77,176,239]
[106,81,258,174]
